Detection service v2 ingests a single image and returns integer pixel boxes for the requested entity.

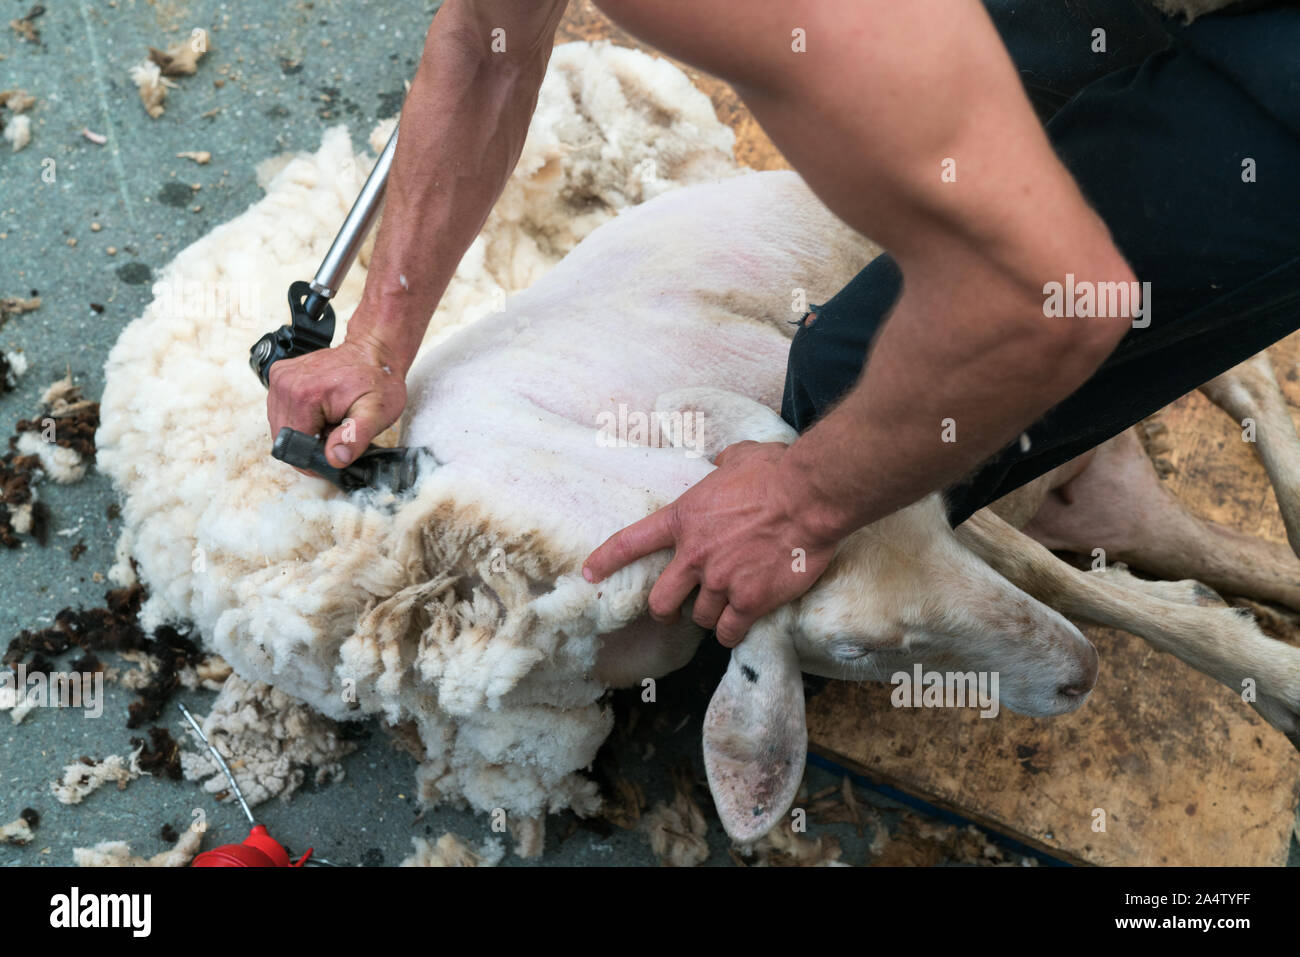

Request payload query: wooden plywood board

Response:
[808,334,1300,866]
[559,1,1300,865]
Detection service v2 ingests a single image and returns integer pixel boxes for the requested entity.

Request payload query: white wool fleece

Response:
[98,43,739,831]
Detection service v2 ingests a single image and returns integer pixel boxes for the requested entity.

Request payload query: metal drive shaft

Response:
[310,123,400,302]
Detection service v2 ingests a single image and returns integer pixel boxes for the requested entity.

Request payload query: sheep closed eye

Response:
[830,642,872,662]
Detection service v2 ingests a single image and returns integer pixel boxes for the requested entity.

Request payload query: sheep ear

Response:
[702,619,806,844]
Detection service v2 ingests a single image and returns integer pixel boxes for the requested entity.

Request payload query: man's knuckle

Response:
[680,544,707,569]
[729,593,758,616]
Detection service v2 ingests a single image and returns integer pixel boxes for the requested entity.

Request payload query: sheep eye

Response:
[831,641,871,661]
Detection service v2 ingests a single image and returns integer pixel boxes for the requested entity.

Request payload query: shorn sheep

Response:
[99,41,1300,853]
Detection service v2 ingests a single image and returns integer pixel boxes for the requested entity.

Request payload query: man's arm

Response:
[584,0,1136,643]
[267,0,568,468]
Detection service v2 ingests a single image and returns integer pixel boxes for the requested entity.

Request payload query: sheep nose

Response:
[1060,638,1100,698]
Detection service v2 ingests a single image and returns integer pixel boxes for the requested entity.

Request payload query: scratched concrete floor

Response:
[0,0,1294,868]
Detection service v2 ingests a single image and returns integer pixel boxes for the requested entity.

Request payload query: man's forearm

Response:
[598,0,1137,539]
[346,0,568,375]
[750,0,1138,540]
[778,256,1133,545]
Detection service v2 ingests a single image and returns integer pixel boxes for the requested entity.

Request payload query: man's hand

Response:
[583,441,838,647]
[262,0,566,475]
[266,334,407,471]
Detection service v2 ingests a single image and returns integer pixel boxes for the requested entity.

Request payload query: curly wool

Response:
[74,829,203,867]
[0,816,35,846]
[400,833,505,867]
[51,749,143,805]
[179,673,354,807]
[98,42,739,845]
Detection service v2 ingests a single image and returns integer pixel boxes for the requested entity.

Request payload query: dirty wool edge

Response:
[96,42,741,833]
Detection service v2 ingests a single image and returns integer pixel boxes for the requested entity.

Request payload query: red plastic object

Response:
[192,824,313,867]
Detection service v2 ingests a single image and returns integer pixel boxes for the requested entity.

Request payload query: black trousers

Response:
[780,0,1300,526]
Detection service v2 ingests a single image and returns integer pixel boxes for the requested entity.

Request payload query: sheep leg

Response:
[1019,428,1300,611]
[956,508,1300,748]
[1200,352,1300,558]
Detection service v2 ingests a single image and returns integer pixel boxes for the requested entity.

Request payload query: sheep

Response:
[394,166,1123,842]
[102,141,1098,848]
[99,40,1300,853]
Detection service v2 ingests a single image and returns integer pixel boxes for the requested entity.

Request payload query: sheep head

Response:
[699,489,1099,846]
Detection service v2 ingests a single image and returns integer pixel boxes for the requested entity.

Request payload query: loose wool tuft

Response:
[51,749,143,805]
[128,62,173,119]
[400,833,505,867]
[0,816,35,846]
[3,113,31,152]
[179,673,355,806]
[98,43,740,845]
[74,829,203,867]
[2,350,27,390]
